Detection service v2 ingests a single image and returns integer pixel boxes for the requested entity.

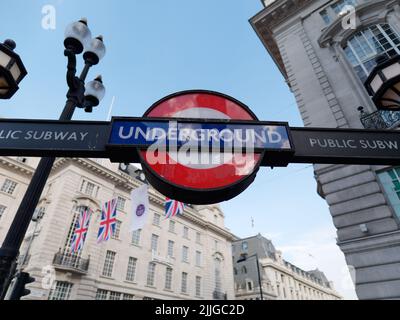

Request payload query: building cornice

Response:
[0,157,34,177]
[250,0,314,80]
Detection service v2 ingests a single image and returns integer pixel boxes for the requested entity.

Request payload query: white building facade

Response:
[233,235,342,300]
[0,157,235,300]
[251,0,400,299]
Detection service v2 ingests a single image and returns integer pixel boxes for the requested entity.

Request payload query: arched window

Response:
[214,257,222,292]
[241,266,247,274]
[63,205,90,254]
[234,267,238,275]
[344,24,400,82]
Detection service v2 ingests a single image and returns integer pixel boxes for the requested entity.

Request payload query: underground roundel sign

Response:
[139,90,264,204]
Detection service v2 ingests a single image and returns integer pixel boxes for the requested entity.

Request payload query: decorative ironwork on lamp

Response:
[365,55,400,111]
[0,40,27,99]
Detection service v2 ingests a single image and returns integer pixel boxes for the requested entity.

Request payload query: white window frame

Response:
[126,257,137,282]
[168,240,175,258]
[0,205,6,219]
[182,246,189,263]
[181,272,188,294]
[195,276,202,297]
[147,262,156,287]
[109,291,122,300]
[80,179,99,197]
[153,213,161,226]
[151,234,159,253]
[165,267,173,290]
[131,229,141,246]
[102,251,116,278]
[344,24,400,81]
[195,251,202,267]
[112,220,122,240]
[169,220,176,233]
[183,226,189,239]
[123,293,134,300]
[1,179,17,195]
[48,281,73,300]
[63,205,89,255]
[95,289,108,300]
[116,196,126,211]
[196,232,201,244]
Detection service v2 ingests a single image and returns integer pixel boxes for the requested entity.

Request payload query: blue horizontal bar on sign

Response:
[108,119,292,151]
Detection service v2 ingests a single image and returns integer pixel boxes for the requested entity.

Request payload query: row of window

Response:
[64,207,207,267]
[95,289,134,300]
[102,250,202,296]
[155,215,221,252]
[275,272,327,300]
[79,179,127,211]
[131,227,203,265]
[149,234,203,265]
[48,281,135,300]
[48,275,202,300]
[48,281,73,300]
[152,213,202,244]
[102,246,202,280]
[276,283,327,300]
[0,178,19,220]
[0,178,129,211]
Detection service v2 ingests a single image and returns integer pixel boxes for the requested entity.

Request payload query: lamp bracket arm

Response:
[64,49,78,90]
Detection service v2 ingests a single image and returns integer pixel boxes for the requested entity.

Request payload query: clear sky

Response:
[1,0,356,299]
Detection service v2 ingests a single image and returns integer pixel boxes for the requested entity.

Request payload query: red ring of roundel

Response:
[140,92,262,190]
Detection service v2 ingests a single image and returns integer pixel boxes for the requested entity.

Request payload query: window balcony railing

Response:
[53,251,90,274]
[358,107,400,130]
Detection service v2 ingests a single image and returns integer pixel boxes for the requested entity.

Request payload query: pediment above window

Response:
[319,0,397,48]
[72,195,101,212]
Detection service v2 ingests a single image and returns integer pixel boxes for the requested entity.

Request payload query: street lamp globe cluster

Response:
[64,18,92,54]
[0,39,27,99]
[63,18,106,115]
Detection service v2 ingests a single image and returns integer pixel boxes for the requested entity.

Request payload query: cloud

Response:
[276,226,358,300]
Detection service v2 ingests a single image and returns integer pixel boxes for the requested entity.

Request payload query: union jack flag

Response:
[165,198,185,218]
[97,198,117,243]
[71,209,92,253]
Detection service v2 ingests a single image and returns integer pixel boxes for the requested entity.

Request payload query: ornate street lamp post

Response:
[0,39,27,99]
[0,19,106,299]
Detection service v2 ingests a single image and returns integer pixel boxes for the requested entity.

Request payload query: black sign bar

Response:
[0,119,111,158]
[1,118,400,166]
[290,127,400,166]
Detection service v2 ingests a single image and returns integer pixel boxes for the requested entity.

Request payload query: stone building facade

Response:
[232,235,342,300]
[0,157,235,300]
[251,0,400,299]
